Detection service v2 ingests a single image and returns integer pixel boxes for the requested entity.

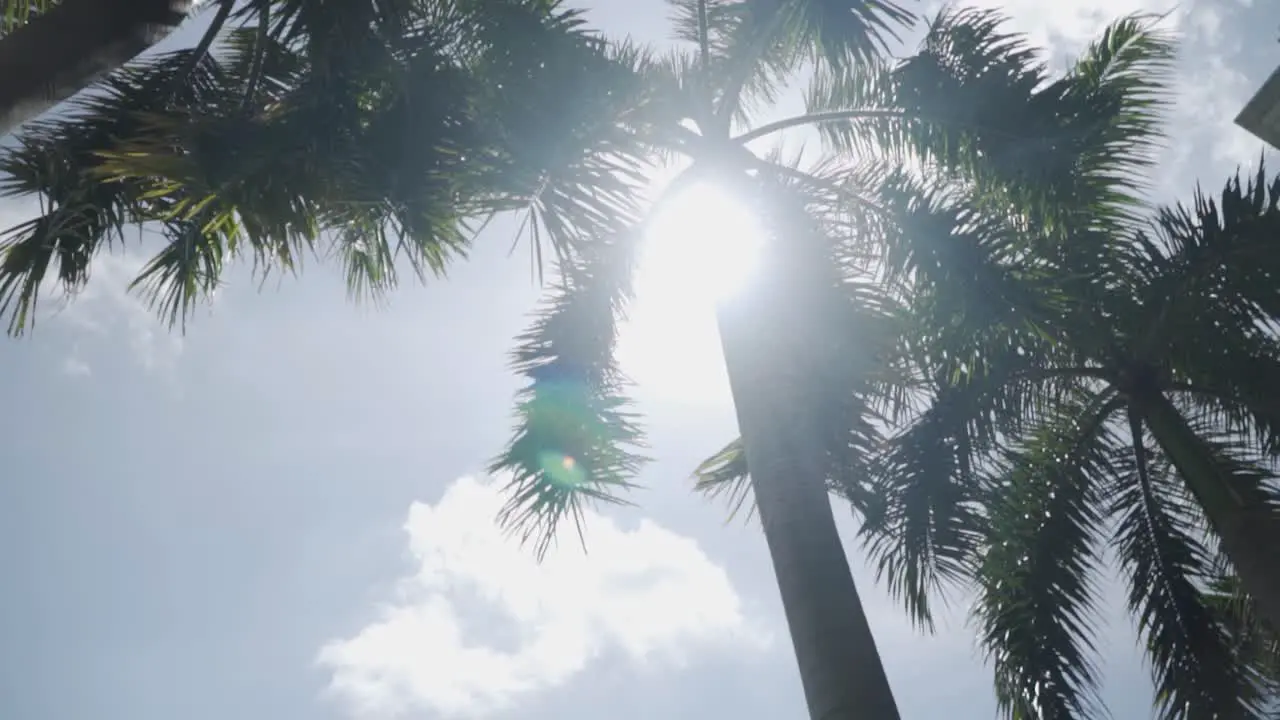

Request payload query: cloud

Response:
[43,252,185,373]
[930,0,1180,52]
[61,354,92,378]
[317,476,768,719]
[1156,3,1274,192]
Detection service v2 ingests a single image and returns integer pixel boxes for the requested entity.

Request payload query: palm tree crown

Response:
[803,18,1280,719]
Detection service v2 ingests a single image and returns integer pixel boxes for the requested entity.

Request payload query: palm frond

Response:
[860,394,986,630]
[1,0,55,35]
[1133,166,1280,455]
[975,392,1121,719]
[1060,12,1175,234]
[858,327,1084,632]
[218,22,308,103]
[808,9,1174,244]
[774,0,914,73]
[3,0,662,329]
[128,214,231,328]
[707,0,804,130]
[693,437,754,520]
[465,12,659,275]
[872,169,1064,332]
[0,47,231,333]
[809,7,1047,165]
[665,0,913,132]
[490,228,647,559]
[1107,412,1271,718]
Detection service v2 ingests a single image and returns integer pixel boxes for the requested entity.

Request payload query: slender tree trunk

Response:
[715,234,901,720]
[1139,391,1280,630]
[0,0,191,136]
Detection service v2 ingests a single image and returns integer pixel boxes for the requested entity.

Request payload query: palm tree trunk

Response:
[1139,390,1280,631]
[715,255,901,720]
[0,0,191,136]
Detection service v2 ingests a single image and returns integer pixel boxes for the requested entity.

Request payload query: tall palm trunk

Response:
[1139,390,1280,630]
[0,0,191,136]
[715,235,901,720]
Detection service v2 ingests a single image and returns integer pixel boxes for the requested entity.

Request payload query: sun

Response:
[616,180,767,405]
[636,180,766,306]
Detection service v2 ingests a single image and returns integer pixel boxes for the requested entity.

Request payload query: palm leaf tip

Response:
[490,370,646,559]
[785,0,916,71]
[692,437,754,521]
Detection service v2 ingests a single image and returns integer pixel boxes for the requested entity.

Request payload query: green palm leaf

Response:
[1135,166,1280,455]
[1107,414,1272,718]
[1,0,55,34]
[807,9,1174,241]
[1,0,660,331]
[490,227,647,558]
[0,47,232,333]
[976,393,1121,719]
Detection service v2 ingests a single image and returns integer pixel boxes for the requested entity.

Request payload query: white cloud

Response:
[1156,4,1274,193]
[47,252,185,373]
[61,354,91,377]
[1175,54,1261,165]
[945,0,1180,53]
[317,476,768,719]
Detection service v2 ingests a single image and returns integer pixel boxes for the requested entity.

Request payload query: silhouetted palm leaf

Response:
[1107,422,1273,718]
[0,0,657,332]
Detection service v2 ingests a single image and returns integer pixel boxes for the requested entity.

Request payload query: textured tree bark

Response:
[715,233,901,720]
[0,0,191,136]
[1141,391,1280,632]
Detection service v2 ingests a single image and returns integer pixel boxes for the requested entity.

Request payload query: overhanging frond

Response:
[0,47,231,333]
[860,395,985,631]
[491,227,648,559]
[1135,166,1280,455]
[810,8,1174,245]
[1106,417,1272,719]
[976,392,1122,719]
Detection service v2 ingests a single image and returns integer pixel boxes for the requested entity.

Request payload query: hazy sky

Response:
[0,1,1275,719]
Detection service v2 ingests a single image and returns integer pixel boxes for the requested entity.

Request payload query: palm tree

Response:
[487,5,1196,719]
[961,168,1280,717]
[734,15,1280,716]
[490,2,916,714]
[0,0,195,136]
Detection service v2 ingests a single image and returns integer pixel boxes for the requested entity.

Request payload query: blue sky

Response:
[0,1,1275,718]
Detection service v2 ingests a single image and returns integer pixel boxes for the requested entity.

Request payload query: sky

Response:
[0,1,1276,719]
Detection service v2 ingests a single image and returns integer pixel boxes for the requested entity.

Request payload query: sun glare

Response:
[638,181,766,305]
[617,181,767,404]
